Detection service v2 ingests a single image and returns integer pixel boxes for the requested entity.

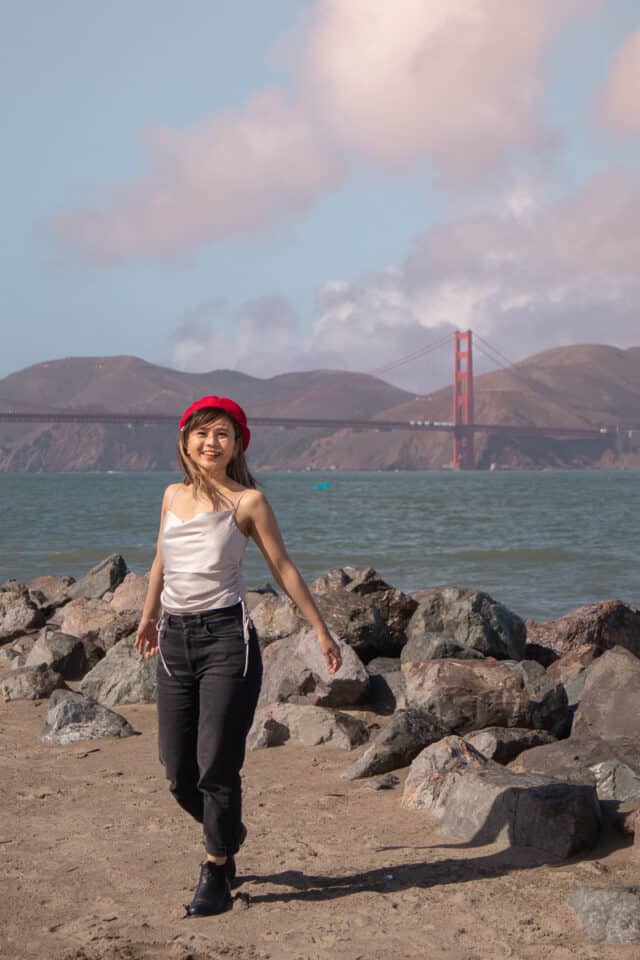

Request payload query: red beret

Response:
[179,396,251,450]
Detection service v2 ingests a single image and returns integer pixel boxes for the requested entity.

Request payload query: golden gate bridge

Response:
[0,330,623,469]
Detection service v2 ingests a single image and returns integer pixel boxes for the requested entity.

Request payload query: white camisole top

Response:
[159,493,249,614]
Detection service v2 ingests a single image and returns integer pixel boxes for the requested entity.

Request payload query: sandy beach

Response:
[2,695,639,960]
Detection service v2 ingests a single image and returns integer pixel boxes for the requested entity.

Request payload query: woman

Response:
[135,395,342,916]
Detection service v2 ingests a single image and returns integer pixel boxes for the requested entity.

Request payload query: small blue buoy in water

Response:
[313,481,330,490]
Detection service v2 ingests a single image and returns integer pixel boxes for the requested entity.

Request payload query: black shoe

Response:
[225,822,248,889]
[186,861,233,917]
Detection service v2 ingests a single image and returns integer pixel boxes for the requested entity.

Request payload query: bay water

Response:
[1,470,638,622]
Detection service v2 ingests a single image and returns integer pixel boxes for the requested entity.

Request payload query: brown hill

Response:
[1,345,639,471]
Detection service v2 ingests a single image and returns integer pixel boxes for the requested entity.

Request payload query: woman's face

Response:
[185,415,239,475]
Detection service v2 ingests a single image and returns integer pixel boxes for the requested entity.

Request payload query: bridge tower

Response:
[452,329,475,469]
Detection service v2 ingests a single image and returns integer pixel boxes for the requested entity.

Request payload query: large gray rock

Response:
[341,709,444,780]
[42,689,136,744]
[402,658,569,736]
[402,735,601,858]
[0,634,35,666]
[365,656,406,713]
[344,567,418,650]
[464,727,557,765]
[572,647,640,741]
[248,703,368,751]
[66,554,128,601]
[310,568,351,595]
[568,886,640,943]
[509,736,640,795]
[589,761,640,804]
[547,643,600,684]
[258,568,405,660]
[258,629,368,709]
[27,574,75,610]
[0,664,66,701]
[59,598,139,652]
[250,594,305,649]
[402,588,526,663]
[526,600,640,659]
[245,582,278,613]
[24,630,101,680]
[110,572,149,614]
[0,588,44,642]
[364,670,407,714]
[313,591,392,662]
[80,635,156,706]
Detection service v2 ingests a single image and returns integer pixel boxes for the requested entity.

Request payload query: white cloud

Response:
[51,0,598,262]
[171,170,640,393]
[51,91,340,263]
[302,0,595,177]
[172,296,302,374]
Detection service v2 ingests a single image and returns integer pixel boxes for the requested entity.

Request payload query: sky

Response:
[2,0,640,393]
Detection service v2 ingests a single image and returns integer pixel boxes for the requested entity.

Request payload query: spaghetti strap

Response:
[232,490,249,514]
[166,485,182,513]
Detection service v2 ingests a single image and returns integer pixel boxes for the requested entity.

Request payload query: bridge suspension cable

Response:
[367,332,451,376]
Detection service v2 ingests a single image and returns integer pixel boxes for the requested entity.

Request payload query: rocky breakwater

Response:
[3,560,640,940]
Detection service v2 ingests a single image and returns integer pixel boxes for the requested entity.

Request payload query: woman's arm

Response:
[240,490,342,674]
[134,485,174,658]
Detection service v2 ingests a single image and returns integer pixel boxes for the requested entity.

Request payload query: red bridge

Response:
[0,331,627,468]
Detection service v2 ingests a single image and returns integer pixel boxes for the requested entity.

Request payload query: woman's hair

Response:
[178,407,256,510]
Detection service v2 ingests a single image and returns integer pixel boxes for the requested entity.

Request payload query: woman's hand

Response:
[135,617,159,658]
[317,630,342,674]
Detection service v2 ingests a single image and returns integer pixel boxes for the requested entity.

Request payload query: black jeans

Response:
[156,602,263,856]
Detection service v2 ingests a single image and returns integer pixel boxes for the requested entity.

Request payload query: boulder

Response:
[509,736,640,795]
[344,567,418,649]
[402,588,526,663]
[366,657,402,675]
[80,635,156,706]
[258,629,368,709]
[247,715,289,749]
[41,689,136,744]
[567,886,640,943]
[547,643,600,685]
[614,808,640,851]
[589,761,640,804]
[464,727,557,765]
[367,774,400,791]
[248,703,368,751]
[0,664,66,701]
[59,598,139,652]
[572,647,640,741]
[0,634,36,665]
[526,600,640,659]
[0,589,44,642]
[24,630,101,680]
[341,709,445,780]
[522,642,558,668]
[27,574,75,611]
[402,735,601,858]
[310,568,352,595]
[266,568,406,660]
[66,554,128,601]
[364,670,407,714]
[245,582,277,613]
[250,595,305,649]
[110,572,149,614]
[402,658,569,736]
[313,591,392,662]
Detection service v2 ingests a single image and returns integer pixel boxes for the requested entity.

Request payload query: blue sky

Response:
[3,1,640,392]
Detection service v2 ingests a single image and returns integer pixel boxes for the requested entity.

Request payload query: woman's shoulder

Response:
[161,481,185,505]
[235,486,265,507]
